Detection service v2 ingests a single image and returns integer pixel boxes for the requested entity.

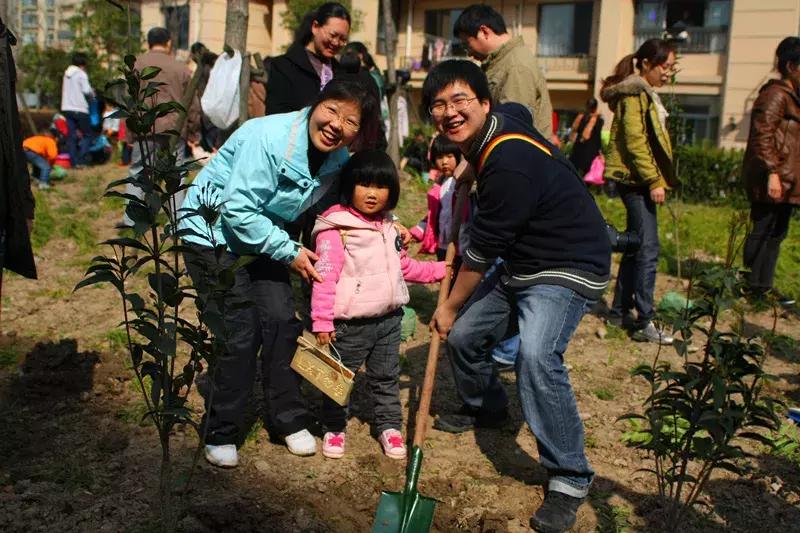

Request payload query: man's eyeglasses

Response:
[428,97,477,118]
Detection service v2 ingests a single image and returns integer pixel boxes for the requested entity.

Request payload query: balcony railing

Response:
[540,56,596,76]
[402,36,596,79]
[635,26,729,54]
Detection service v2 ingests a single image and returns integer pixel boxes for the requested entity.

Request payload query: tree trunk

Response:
[224,0,249,127]
[381,0,400,165]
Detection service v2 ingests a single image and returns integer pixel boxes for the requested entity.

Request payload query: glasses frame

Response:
[428,97,478,118]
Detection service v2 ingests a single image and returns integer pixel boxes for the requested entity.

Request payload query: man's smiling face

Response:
[430,81,491,151]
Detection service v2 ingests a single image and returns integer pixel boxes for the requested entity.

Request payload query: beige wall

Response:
[140,0,272,61]
[719,0,800,147]
[593,0,635,128]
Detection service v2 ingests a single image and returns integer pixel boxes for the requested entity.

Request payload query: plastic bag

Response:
[201,51,242,129]
[400,306,417,341]
[583,155,605,185]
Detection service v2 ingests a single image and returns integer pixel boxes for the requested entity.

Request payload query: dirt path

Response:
[1,165,799,532]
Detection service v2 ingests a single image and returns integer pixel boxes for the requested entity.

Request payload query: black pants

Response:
[320,310,403,434]
[184,244,311,445]
[611,183,660,328]
[744,202,794,290]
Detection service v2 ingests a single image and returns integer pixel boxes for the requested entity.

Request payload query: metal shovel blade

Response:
[372,446,436,533]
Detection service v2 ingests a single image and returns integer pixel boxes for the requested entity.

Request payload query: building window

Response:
[537,2,593,57]
[635,1,730,53]
[420,8,466,66]
[670,94,720,145]
[163,4,190,50]
[22,13,38,28]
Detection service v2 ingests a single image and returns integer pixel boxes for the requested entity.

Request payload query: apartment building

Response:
[8,0,79,48]
[135,0,800,148]
[391,0,800,148]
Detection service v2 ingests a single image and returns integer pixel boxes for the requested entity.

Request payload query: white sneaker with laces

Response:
[632,321,674,345]
[285,429,317,456]
[204,444,238,468]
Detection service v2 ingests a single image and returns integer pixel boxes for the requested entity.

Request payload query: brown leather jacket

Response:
[743,79,800,205]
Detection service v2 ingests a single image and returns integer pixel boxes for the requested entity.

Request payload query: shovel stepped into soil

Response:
[373,173,471,533]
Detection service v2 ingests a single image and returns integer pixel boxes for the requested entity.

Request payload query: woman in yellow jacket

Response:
[600,39,676,344]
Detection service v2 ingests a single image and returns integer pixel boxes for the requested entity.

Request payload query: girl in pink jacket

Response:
[311,150,446,460]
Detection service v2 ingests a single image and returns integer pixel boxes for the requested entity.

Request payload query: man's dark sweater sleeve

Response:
[463,165,538,272]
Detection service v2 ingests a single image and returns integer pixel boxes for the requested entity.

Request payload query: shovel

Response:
[373,167,473,533]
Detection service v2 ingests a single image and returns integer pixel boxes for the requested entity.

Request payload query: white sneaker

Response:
[285,429,317,456]
[204,444,238,468]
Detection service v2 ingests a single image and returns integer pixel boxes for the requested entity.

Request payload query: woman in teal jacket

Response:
[180,78,379,467]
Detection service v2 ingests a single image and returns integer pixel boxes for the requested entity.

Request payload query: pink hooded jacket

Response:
[311,205,446,332]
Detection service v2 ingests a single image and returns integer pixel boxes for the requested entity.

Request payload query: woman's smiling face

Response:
[308,99,362,152]
[310,17,350,59]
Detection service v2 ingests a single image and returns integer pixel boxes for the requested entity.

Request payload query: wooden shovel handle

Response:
[412,165,472,448]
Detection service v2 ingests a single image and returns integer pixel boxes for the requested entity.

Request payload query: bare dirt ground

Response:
[0,164,798,532]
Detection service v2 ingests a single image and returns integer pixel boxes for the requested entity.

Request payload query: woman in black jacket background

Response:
[266,2,351,116]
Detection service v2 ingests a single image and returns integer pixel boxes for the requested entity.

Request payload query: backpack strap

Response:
[477,133,552,174]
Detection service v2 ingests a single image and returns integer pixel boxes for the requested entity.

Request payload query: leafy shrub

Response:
[674,143,745,205]
[619,214,782,531]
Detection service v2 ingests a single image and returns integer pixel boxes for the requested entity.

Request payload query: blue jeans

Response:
[448,278,595,498]
[611,183,659,328]
[24,150,51,184]
[63,110,94,166]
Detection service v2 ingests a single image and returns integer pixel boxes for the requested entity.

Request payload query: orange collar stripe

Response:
[478,133,552,173]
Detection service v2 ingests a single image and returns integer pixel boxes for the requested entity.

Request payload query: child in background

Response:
[412,136,465,260]
[22,129,58,190]
[311,150,446,460]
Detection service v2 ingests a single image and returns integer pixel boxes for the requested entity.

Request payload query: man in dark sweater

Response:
[426,60,611,533]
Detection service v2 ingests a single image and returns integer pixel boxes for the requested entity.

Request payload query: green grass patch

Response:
[115,400,151,427]
[106,328,129,352]
[604,323,627,341]
[763,333,800,363]
[58,217,97,253]
[407,284,439,324]
[395,174,429,228]
[0,345,21,368]
[31,191,56,251]
[767,422,800,467]
[244,419,264,444]
[593,387,616,401]
[48,457,94,492]
[595,194,800,302]
[80,173,105,203]
[592,496,632,533]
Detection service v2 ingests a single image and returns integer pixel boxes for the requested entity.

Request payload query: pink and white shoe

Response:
[379,429,407,460]
[322,431,346,459]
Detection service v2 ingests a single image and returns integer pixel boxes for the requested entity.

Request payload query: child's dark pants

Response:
[321,309,403,434]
